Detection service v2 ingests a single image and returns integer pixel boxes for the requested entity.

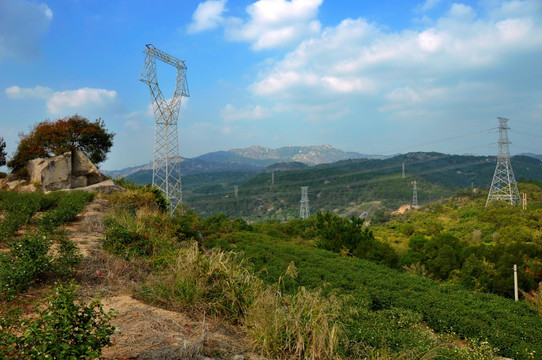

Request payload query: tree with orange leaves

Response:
[8,115,114,174]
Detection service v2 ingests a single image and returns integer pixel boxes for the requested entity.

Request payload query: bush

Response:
[0,233,82,298]
[104,224,154,259]
[0,191,55,241]
[0,282,115,359]
[0,234,52,297]
[39,191,94,231]
[315,212,398,267]
[109,183,169,213]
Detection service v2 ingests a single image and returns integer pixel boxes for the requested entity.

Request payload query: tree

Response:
[7,115,114,172]
[0,137,6,167]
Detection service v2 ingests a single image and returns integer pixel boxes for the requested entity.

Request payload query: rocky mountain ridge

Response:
[105,145,384,177]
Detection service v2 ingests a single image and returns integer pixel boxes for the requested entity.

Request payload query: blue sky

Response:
[1,0,541,171]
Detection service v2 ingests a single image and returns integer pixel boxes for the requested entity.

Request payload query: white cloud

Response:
[417,29,443,52]
[250,0,542,119]
[417,0,441,13]
[5,85,119,115]
[448,3,476,20]
[5,85,52,99]
[187,0,226,33]
[189,0,323,50]
[496,18,532,41]
[220,104,272,122]
[0,0,52,61]
[47,88,118,114]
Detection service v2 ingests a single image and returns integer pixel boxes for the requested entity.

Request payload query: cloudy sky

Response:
[1,0,541,171]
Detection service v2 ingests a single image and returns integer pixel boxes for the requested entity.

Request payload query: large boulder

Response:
[26,151,109,192]
[27,153,72,191]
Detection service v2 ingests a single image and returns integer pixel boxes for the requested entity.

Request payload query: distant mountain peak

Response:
[228,144,364,165]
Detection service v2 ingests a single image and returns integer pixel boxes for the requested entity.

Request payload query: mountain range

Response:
[102,145,542,221]
[103,144,387,178]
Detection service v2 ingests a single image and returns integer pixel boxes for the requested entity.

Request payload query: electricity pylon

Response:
[140,44,189,214]
[486,117,520,207]
[300,186,309,219]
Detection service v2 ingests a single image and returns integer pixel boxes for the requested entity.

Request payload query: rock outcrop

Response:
[26,151,111,192]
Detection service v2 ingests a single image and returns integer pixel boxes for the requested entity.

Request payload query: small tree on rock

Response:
[8,115,114,172]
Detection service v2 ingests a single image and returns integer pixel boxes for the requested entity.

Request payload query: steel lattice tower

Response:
[486,117,520,207]
[300,186,309,219]
[140,44,189,214]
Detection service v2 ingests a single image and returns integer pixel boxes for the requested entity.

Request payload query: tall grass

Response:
[138,242,262,324]
[247,285,344,360]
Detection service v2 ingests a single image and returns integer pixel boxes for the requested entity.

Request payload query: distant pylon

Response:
[402,162,405,178]
[486,117,520,207]
[271,171,275,185]
[300,186,309,219]
[234,185,238,198]
[412,181,419,209]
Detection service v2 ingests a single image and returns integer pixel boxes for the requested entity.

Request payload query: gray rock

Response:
[78,179,125,194]
[26,151,111,192]
[72,150,107,185]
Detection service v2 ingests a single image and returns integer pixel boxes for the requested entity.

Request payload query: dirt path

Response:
[67,199,265,360]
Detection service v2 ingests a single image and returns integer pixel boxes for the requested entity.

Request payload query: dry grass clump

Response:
[76,249,144,297]
[138,242,263,324]
[247,282,343,360]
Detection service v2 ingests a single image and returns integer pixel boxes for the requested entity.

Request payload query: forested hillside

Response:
[180,152,542,221]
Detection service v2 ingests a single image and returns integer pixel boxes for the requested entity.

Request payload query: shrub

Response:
[109,183,169,213]
[1,282,115,359]
[39,191,94,231]
[104,224,154,259]
[0,233,82,298]
[227,233,542,359]
[0,234,52,297]
[0,191,53,241]
[315,211,398,267]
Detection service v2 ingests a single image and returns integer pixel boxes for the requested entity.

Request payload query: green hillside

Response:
[98,183,542,359]
[183,152,542,221]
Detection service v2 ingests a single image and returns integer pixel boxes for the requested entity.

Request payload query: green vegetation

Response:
[178,152,542,222]
[96,180,542,359]
[220,231,540,359]
[0,189,114,359]
[2,173,542,359]
[372,184,542,298]
[0,282,115,359]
